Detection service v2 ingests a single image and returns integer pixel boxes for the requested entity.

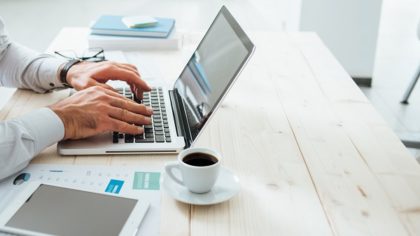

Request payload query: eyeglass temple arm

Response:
[90,49,104,58]
[54,51,75,60]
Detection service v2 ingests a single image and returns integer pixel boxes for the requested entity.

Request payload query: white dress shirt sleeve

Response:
[0,17,66,180]
[0,108,64,181]
[0,17,68,92]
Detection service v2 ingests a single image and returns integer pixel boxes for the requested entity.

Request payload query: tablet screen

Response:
[5,184,138,236]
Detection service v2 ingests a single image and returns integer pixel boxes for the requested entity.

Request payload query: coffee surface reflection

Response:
[183,153,218,167]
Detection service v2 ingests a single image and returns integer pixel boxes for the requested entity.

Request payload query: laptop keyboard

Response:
[112,87,172,144]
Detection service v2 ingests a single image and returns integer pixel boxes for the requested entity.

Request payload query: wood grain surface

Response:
[1,28,419,235]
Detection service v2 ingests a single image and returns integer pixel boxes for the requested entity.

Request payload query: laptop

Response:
[58,6,255,155]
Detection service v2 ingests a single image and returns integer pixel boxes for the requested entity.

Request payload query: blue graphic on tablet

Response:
[105,179,124,194]
[13,173,31,185]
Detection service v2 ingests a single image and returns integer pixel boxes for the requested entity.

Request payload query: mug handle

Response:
[165,162,184,186]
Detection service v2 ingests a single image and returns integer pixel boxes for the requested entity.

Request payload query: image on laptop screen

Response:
[173,6,254,141]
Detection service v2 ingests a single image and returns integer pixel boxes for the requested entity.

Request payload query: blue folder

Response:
[91,15,175,38]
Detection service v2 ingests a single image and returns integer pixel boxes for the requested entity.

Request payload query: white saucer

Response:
[161,167,240,205]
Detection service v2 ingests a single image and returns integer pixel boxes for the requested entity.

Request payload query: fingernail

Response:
[145,117,152,123]
[146,106,153,114]
[138,126,144,133]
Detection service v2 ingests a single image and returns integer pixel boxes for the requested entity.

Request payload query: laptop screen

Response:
[173,6,254,143]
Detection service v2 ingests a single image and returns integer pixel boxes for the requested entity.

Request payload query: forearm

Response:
[0,42,67,93]
[0,108,64,181]
[0,17,66,92]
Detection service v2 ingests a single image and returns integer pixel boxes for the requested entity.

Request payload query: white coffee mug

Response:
[165,147,221,193]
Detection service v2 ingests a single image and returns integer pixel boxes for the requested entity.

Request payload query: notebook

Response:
[91,15,175,38]
[87,31,181,51]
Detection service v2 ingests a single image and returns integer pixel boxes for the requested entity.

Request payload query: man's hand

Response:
[49,86,153,140]
[66,61,151,98]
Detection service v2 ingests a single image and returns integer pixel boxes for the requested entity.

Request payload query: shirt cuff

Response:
[19,107,65,154]
[37,56,67,90]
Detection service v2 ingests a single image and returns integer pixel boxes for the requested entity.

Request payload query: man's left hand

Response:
[66,61,151,98]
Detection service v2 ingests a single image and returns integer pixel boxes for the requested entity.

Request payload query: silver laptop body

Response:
[58,6,255,155]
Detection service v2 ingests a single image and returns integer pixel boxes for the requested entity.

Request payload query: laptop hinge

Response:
[169,89,192,148]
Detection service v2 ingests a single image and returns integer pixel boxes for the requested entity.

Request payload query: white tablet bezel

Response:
[0,182,149,236]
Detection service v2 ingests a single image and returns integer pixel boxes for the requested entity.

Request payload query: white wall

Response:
[300,0,383,78]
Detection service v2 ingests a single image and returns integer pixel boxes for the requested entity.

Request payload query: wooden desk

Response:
[1,28,420,235]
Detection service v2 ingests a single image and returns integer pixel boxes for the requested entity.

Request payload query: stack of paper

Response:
[88,31,182,51]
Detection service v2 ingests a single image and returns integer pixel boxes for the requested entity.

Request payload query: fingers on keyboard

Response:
[113,87,172,143]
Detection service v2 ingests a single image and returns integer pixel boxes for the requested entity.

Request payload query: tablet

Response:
[0,182,149,236]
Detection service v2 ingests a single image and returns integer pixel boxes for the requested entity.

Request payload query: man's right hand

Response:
[48,86,153,140]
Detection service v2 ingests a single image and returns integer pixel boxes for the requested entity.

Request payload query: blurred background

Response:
[0,0,419,159]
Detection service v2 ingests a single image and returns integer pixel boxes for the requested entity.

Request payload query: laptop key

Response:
[125,135,134,143]
[136,138,154,143]
[155,131,164,135]
[166,137,171,142]
[112,132,119,143]
[155,136,165,143]
[145,133,154,138]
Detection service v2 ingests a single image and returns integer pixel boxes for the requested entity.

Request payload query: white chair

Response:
[401,21,420,104]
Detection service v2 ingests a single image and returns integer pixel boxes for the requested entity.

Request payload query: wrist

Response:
[48,104,71,140]
[57,62,66,85]
[60,59,82,88]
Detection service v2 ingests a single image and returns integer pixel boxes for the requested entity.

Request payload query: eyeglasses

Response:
[54,47,106,62]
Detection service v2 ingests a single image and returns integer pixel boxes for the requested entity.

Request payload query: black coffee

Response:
[183,153,218,167]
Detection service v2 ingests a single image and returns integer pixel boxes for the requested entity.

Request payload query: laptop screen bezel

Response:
[171,6,255,146]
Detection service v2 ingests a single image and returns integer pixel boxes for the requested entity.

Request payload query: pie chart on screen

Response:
[13,173,31,185]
